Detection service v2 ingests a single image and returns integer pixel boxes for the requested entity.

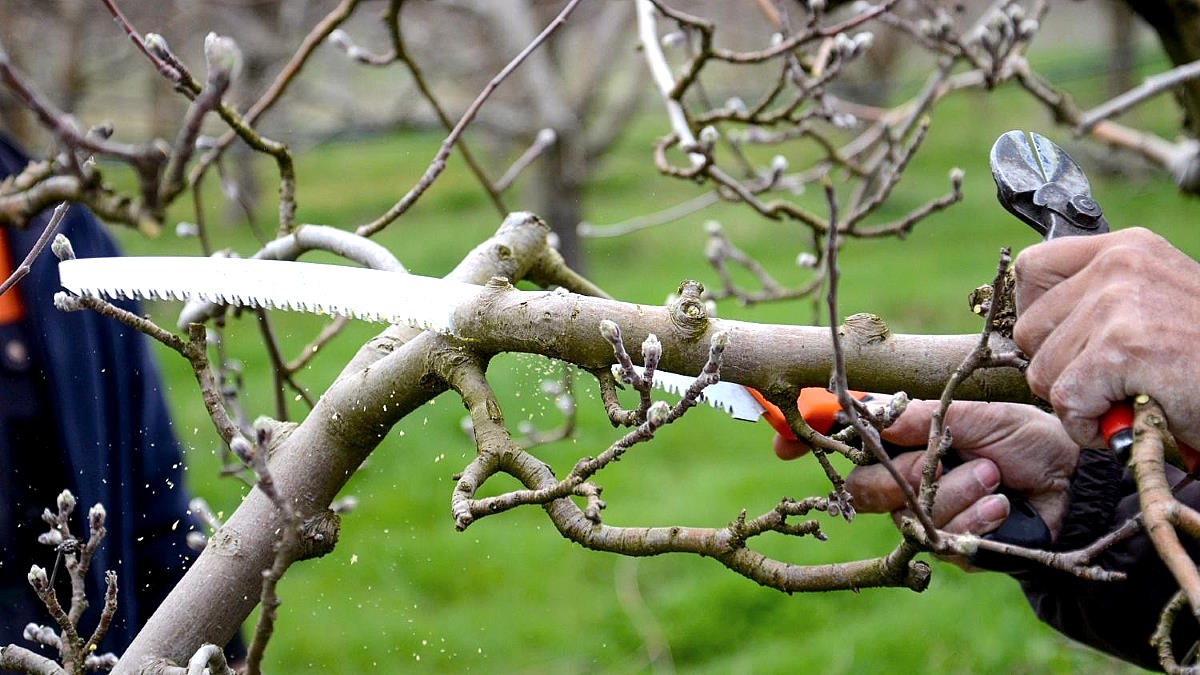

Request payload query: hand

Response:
[1014,227,1200,450]
[776,400,1078,538]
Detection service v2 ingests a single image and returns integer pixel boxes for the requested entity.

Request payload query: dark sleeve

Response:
[1018,449,1200,670]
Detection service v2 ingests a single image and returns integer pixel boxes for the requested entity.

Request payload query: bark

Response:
[117,213,1033,671]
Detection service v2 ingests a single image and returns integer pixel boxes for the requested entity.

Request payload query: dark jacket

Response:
[1020,448,1200,670]
[0,135,207,656]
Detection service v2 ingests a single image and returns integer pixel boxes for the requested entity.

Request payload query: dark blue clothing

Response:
[0,136,207,656]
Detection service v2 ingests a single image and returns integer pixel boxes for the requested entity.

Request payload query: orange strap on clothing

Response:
[0,228,25,324]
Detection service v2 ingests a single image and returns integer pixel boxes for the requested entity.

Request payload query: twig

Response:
[578,192,719,239]
[495,129,557,192]
[822,180,935,538]
[1078,58,1200,133]
[0,202,68,298]
[356,0,585,237]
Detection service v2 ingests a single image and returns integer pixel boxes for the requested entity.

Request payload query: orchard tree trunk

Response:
[1123,0,1200,136]
[526,133,587,271]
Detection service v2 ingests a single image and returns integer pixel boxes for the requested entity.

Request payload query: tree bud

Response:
[230,435,254,464]
[710,331,729,352]
[89,503,107,530]
[57,489,76,515]
[599,319,621,344]
[949,167,964,189]
[204,32,243,81]
[51,234,75,261]
[186,531,208,551]
[642,333,662,367]
[143,33,172,61]
[38,529,63,546]
[647,401,671,427]
[27,565,48,590]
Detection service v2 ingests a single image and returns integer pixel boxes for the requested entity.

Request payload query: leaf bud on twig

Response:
[89,503,107,530]
[143,33,172,62]
[642,333,662,369]
[646,400,671,427]
[230,435,254,464]
[204,32,243,82]
[56,489,76,515]
[27,565,48,591]
[38,529,63,546]
[599,319,621,344]
[949,167,964,190]
[186,531,208,551]
[51,234,75,261]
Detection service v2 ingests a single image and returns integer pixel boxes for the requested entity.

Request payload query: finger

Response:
[941,494,1011,536]
[1013,232,1124,314]
[1021,293,1099,401]
[929,459,1001,527]
[1012,260,1098,358]
[845,452,926,513]
[773,434,810,460]
[879,399,939,446]
[1046,355,1123,449]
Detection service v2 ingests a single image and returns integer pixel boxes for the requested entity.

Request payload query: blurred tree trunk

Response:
[525,133,586,271]
[1107,1,1136,98]
[1122,0,1200,136]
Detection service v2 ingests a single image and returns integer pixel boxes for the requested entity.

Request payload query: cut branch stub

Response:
[670,280,709,340]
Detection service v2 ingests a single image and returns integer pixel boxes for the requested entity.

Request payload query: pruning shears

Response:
[991,129,1200,474]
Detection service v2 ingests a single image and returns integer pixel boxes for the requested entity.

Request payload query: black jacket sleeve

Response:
[1019,449,1200,671]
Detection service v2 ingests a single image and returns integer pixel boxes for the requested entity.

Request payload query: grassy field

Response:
[103,45,1200,673]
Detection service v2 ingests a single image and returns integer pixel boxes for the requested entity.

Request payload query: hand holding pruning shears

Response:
[775,131,1200,563]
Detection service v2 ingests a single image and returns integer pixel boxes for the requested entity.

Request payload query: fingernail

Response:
[972,461,1000,491]
[979,494,1009,525]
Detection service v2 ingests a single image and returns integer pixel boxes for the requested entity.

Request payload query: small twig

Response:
[0,202,68,298]
[822,180,934,538]
[494,129,557,192]
[1078,58,1200,133]
[357,0,584,236]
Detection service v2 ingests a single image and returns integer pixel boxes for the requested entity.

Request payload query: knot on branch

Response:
[670,280,709,340]
[296,510,340,561]
[838,313,890,345]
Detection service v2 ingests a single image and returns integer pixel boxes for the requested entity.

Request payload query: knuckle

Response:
[1024,355,1053,399]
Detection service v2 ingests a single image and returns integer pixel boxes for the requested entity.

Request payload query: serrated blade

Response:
[58,257,484,333]
[617,365,765,422]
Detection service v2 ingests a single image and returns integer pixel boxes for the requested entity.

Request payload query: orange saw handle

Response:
[748,387,868,441]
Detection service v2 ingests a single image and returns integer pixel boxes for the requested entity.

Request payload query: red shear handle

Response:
[750,387,867,441]
[1101,400,1200,474]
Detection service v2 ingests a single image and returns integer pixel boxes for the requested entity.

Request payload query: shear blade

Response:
[990,130,1046,195]
[1028,131,1092,197]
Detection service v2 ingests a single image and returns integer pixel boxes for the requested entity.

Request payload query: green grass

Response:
[101,48,1200,673]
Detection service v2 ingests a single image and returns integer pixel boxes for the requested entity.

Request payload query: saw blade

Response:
[58,256,484,333]
[616,364,765,422]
